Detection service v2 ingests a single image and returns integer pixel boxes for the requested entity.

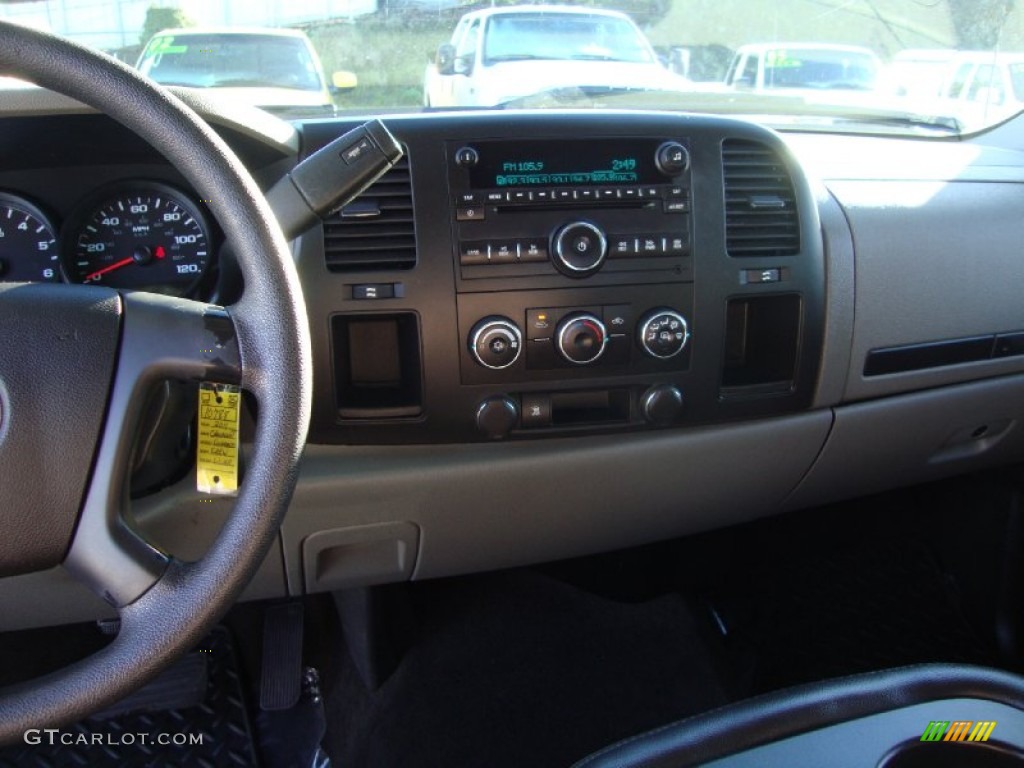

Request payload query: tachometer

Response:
[63,183,211,296]
[0,192,60,283]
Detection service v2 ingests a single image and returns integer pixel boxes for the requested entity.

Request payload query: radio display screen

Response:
[467,139,665,189]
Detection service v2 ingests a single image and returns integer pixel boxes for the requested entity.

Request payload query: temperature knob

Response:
[556,313,608,365]
[469,317,522,370]
[638,310,690,359]
[552,221,607,277]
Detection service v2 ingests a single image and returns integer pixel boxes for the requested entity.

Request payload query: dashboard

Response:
[5,92,1024,628]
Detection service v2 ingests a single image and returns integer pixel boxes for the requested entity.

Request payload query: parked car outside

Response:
[725,42,881,92]
[137,27,357,117]
[423,5,690,108]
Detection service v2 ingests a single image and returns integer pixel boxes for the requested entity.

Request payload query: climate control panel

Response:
[457,284,693,387]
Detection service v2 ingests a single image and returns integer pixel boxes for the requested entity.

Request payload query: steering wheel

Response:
[0,22,311,740]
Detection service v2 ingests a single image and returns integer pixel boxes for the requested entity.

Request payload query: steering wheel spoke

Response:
[64,292,242,608]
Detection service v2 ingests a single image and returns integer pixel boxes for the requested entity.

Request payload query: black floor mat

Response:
[1,627,259,768]
[323,570,727,768]
[706,539,999,693]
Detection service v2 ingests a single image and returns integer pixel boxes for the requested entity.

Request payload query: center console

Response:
[297,112,826,444]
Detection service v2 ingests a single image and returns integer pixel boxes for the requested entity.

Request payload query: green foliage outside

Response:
[140,5,194,48]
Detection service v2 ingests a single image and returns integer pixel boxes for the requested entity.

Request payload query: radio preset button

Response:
[598,188,619,200]
[554,189,574,202]
[575,189,596,201]
[520,241,548,262]
[552,221,607,276]
[511,190,530,203]
[664,235,688,254]
[533,190,552,202]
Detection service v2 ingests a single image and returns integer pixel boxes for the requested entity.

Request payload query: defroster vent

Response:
[324,155,416,271]
[722,139,799,257]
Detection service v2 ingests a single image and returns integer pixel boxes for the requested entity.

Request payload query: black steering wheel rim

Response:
[0,21,311,740]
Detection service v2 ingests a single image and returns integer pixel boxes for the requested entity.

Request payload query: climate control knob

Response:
[638,309,690,359]
[469,316,522,370]
[552,221,607,277]
[556,313,608,365]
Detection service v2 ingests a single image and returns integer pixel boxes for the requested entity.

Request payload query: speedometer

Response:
[63,183,211,296]
[0,192,60,283]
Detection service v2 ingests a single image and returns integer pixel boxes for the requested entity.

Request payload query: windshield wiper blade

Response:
[486,54,550,62]
[829,113,961,134]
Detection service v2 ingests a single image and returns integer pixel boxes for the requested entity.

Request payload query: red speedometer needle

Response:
[84,257,133,282]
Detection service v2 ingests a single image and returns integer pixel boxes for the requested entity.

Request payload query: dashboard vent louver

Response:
[323,155,417,271]
[722,139,799,257]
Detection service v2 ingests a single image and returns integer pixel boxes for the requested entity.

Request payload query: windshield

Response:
[138,33,322,91]
[483,13,654,64]
[2,0,1024,135]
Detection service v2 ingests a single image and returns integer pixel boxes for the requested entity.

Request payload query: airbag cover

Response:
[0,283,120,577]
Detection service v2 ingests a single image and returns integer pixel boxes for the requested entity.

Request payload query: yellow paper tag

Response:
[196,382,241,496]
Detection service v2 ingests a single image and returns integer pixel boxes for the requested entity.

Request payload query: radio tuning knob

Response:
[556,312,608,365]
[655,141,689,176]
[551,221,607,277]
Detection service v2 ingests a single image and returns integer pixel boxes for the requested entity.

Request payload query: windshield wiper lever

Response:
[266,119,403,240]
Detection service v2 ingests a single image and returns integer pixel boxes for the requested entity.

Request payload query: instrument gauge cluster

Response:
[0,181,215,298]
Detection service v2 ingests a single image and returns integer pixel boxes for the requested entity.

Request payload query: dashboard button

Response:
[460,242,489,265]
[598,188,619,201]
[491,242,518,263]
[664,235,688,254]
[526,308,557,340]
[609,236,633,258]
[667,185,687,198]
[621,187,639,200]
[603,304,633,334]
[640,187,661,198]
[639,236,660,255]
[520,394,552,428]
[485,191,504,203]
[352,283,395,300]
[533,190,552,202]
[511,190,530,203]
[744,268,781,284]
[575,188,596,201]
[664,199,690,214]
[457,206,485,221]
[554,189,574,202]
[520,241,548,262]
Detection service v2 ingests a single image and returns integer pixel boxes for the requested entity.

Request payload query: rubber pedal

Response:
[260,601,305,710]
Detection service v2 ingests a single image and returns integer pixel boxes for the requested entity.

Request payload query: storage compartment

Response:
[879,740,1024,768]
[721,294,801,393]
[332,312,423,419]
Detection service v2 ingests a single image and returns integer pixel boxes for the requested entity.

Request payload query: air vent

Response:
[722,139,799,257]
[323,155,416,271]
